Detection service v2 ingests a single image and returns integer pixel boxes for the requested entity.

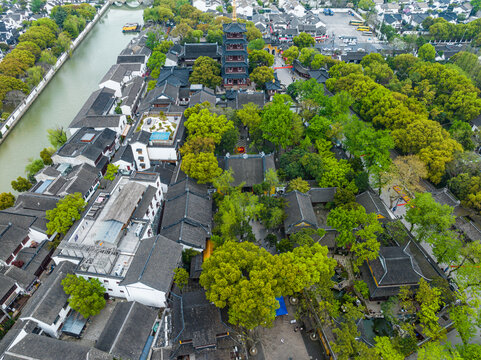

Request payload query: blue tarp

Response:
[276,296,288,316]
[140,335,154,360]
[150,132,170,141]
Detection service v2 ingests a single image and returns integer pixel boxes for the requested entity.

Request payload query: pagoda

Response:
[222,0,249,88]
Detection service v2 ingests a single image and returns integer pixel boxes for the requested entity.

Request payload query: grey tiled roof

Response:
[95,301,157,360]
[70,88,116,129]
[120,235,182,290]
[5,265,36,289]
[4,333,113,360]
[0,274,16,301]
[356,191,391,220]
[100,64,128,84]
[56,128,117,162]
[308,187,336,203]
[221,153,275,187]
[20,261,76,325]
[284,191,318,234]
[132,185,157,220]
[0,224,29,263]
[171,290,230,349]
[112,144,134,165]
[161,178,211,248]
[181,43,221,59]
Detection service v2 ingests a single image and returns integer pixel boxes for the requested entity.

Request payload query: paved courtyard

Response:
[319,11,379,46]
[257,301,314,360]
[63,299,118,347]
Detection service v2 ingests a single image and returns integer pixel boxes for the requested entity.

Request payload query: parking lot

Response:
[318,11,379,46]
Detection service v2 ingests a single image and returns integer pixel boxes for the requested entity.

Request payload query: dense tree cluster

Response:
[180,104,235,183]
[200,241,336,329]
[326,55,470,184]
[0,5,94,112]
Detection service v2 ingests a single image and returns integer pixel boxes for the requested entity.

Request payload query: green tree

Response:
[16,41,42,60]
[200,241,335,329]
[358,0,375,11]
[25,158,44,179]
[214,189,263,242]
[213,169,235,195]
[418,43,436,62]
[173,267,189,290]
[248,38,265,51]
[104,164,119,181]
[282,46,299,65]
[216,126,239,155]
[405,192,455,236]
[250,66,274,88]
[237,102,261,131]
[343,119,394,188]
[418,342,462,360]
[298,47,318,67]
[11,176,32,192]
[26,66,44,89]
[47,126,67,149]
[472,0,481,11]
[327,203,383,270]
[184,108,233,144]
[246,26,262,41]
[39,49,57,65]
[416,278,444,339]
[181,151,222,183]
[374,337,404,360]
[30,0,46,13]
[147,51,166,70]
[0,192,15,210]
[260,94,297,150]
[189,56,222,88]
[248,49,274,71]
[62,274,106,318]
[40,147,55,165]
[293,32,315,49]
[57,31,72,52]
[287,177,310,193]
[206,29,223,44]
[46,193,86,235]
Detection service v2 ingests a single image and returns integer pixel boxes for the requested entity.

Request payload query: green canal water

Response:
[0,6,144,193]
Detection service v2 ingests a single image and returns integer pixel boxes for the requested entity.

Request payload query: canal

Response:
[0,6,144,193]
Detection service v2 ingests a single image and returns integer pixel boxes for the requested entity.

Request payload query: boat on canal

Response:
[122,23,141,33]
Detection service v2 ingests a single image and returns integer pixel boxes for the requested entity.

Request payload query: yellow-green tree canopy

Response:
[62,274,106,318]
[200,241,336,329]
[46,193,86,235]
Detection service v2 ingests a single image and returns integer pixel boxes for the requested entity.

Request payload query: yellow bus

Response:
[356,26,371,31]
[349,20,365,26]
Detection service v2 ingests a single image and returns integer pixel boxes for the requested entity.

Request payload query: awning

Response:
[121,124,131,137]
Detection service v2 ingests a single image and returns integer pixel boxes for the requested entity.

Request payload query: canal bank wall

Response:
[0,0,112,145]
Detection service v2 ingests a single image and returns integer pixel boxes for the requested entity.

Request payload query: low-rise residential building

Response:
[52,174,168,306]
[68,88,127,137]
[95,301,158,359]
[160,177,212,251]
[19,261,76,338]
[170,289,237,359]
[52,128,118,171]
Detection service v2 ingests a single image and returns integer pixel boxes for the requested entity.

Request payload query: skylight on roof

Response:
[80,133,96,142]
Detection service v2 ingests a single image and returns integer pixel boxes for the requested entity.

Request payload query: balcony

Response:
[226,56,245,62]
[226,33,243,39]
[226,45,244,51]
[226,68,246,74]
